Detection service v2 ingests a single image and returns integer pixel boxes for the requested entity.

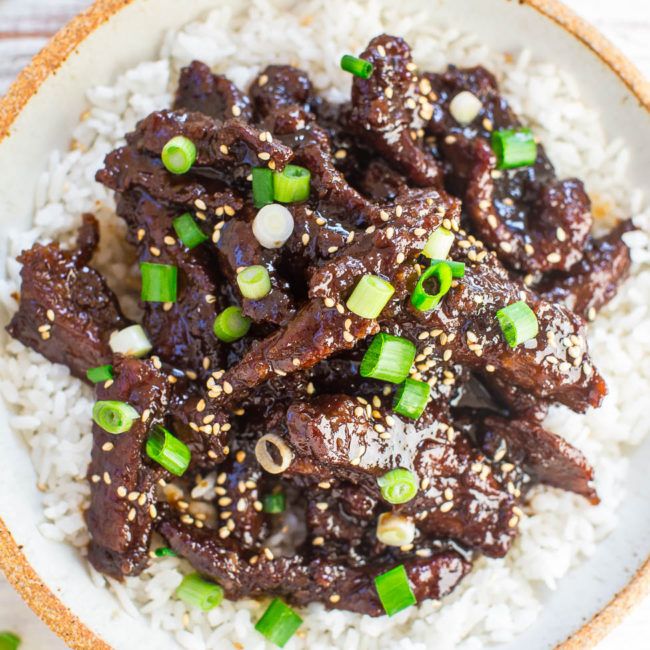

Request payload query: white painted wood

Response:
[0,1,648,649]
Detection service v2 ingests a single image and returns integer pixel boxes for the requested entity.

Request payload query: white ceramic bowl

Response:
[0,1,649,648]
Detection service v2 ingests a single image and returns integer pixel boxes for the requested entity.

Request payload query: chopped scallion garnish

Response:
[155,547,178,558]
[176,573,224,611]
[161,136,197,175]
[146,425,191,477]
[0,632,21,650]
[346,275,395,319]
[173,213,208,249]
[213,306,251,343]
[491,128,537,169]
[427,258,465,278]
[411,261,453,312]
[263,492,286,514]
[393,378,430,420]
[377,468,418,505]
[255,598,303,648]
[374,565,417,616]
[237,265,272,300]
[495,300,539,347]
[92,400,139,435]
[252,203,295,249]
[252,167,275,208]
[109,324,152,358]
[340,54,374,79]
[273,165,311,203]
[360,333,416,384]
[86,364,114,384]
[422,227,454,260]
[140,262,178,303]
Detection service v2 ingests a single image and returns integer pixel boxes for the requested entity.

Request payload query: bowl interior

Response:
[0,0,649,648]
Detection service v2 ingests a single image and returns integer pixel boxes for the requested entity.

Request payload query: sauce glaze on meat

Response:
[7,34,632,616]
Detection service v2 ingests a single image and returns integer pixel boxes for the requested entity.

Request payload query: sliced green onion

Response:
[255,599,303,648]
[176,573,224,611]
[161,135,196,175]
[374,565,417,616]
[146,425,191,477]
[346,274,395,319]
[86,364,114,384]
[109,324,152,358]
[155,547,178,558]
[360,333,416,384]
[272,165,311,203]
[252,167,275,208]
[0,632,20,650]
[427,258,465,278]
[422,227,454,259]
[263,492,286,514]
[411,261,453,312]
[253,203,295,249]
[140,262,177,303]
[173,212,208,249]
[237,265,272,300]
[495,300,539,348]
[92,400,139,435]
[341,54,374,79]
[213,306,251,343]
[393,378,431,420]
[491,128,537,169]
[377,468,418,505]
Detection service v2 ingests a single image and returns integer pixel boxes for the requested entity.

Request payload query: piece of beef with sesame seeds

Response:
[86,356,170,579]
[6,214,131,381]
[174,60,253,122]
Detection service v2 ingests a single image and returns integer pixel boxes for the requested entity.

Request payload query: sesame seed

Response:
[487,214,498,229]
[91,474,100,483]
[194,199,207,211]
[258,151,271,161]
[329,594,341,604]
[499,241,512,253]
[46,309,55,321]
[149,246,161,257]
[313,536,325,546]
[485,364,496,373]
[556,227,567,242]
[395,205,403,217]
[128,508,136,522]
[301,233,310,246]
[343,331,355,343]
[102,442,114,452]
[380,210,390,221]
[232,105,242,117]
[396,252,405,264]
[440,501,454,513]
[137,228,145,241]
[103,472,111,485]
[547,252,562,264]
[223,381,233,394]
[324,298,335,308]
[385,87,394,99]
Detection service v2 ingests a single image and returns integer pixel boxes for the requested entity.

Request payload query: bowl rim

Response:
[0,0,649,648]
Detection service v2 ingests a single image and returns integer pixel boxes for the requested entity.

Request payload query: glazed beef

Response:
[8,32,634,618]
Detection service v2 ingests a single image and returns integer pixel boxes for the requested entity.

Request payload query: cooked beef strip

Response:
[479,414,599,503]
[159,511,470,616]
[87,356,170,578]
[424,65,595,273]
[174,60,253,122]
[285,395,518,557]
[347,34,441,187]
[6,215,130,381]
[535,220,633,319]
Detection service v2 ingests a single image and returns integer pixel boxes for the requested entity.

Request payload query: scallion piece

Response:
[427,258,465,278]
[155,547,178,558]
[491,128,537,169]
[273,165,311,203]
[253,203,295,249]
[377,468,418,505]
[161,135,196,175]
[86,364,114,384]
[146,425,191,477]
[237,265,272,300]
[176,573,224,611]
[92,400,139,435]
[346,275,395,319]
[374,565,417,616]
[495,300,539,348]
[140,262,178,303]
[360,333,416,384]
[255,598,303,648]
[340,54,374,79]
[411,261,453,312]
[263,492,286,514]
[252,167,275,208]
[393,378,431,420]
[109,324,152,358]
[173,213,208,249]
[422,227,454,260]
[0,632,20,650]
[213,306,251,343]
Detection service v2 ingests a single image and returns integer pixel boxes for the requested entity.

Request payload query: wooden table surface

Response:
[0,0,649,648]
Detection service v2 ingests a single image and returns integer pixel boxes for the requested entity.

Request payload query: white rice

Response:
[1,1,649,649]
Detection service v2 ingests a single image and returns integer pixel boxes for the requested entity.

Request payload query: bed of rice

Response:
[1,1,649,648]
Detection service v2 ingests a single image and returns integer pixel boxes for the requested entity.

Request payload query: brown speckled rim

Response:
[0,0,648,648]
